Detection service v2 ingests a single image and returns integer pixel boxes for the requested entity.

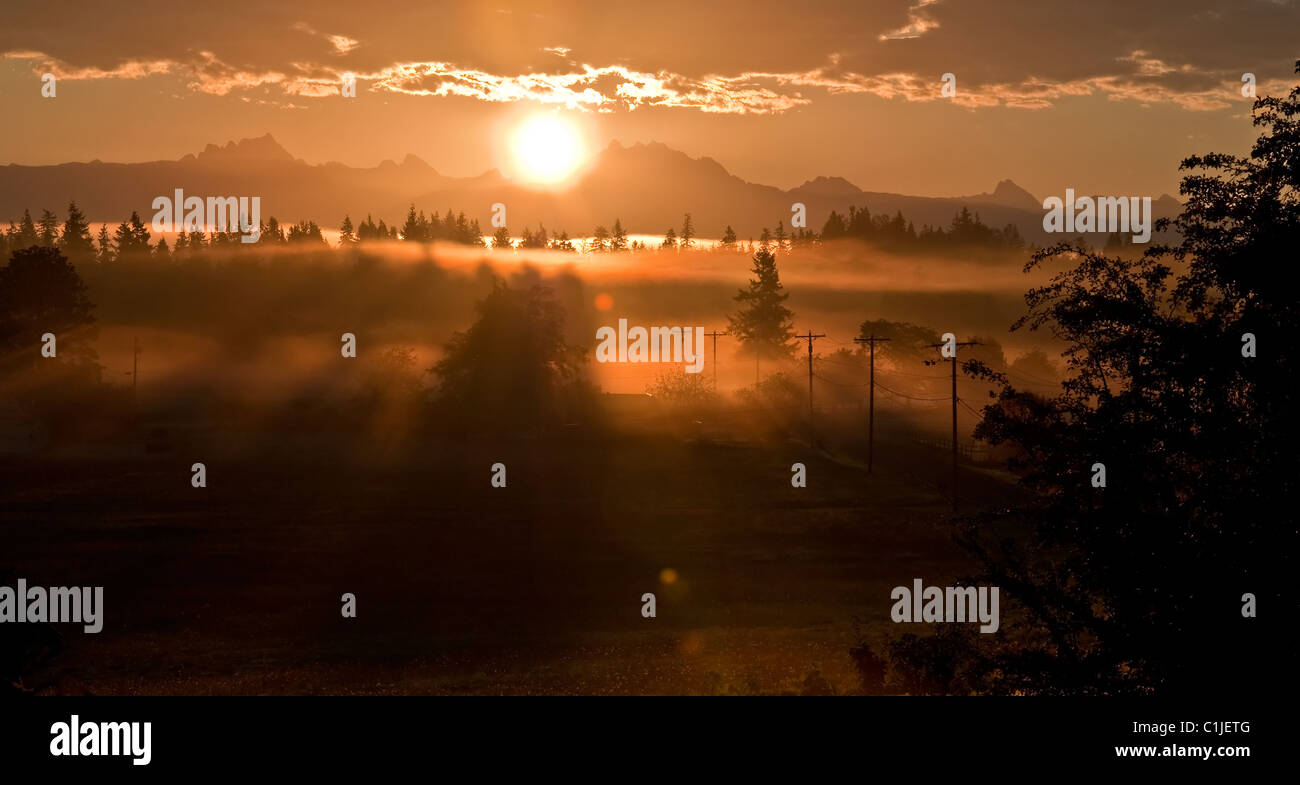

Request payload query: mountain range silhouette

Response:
[1,134,1181,240]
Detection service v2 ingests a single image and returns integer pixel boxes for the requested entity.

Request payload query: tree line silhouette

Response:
[0,204,337,264]
[3,199,1037,265]
[820,204,1025,249]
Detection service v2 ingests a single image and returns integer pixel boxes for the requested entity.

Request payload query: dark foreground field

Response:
[2,402,999,695]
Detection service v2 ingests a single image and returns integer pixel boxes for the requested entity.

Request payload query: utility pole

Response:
[706,330,727,390]
[926,338,979,510]
[798,331,826,446]
[853,335,890,473]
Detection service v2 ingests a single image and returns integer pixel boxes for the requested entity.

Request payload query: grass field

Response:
[2,400,1004,695]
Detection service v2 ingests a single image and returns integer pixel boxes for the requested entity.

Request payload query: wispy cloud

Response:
[878,0,942,41]
[3,50,173,80]
[187,51,286,96]
[4,47,1286,115]
[369,62,809,113]
[292,22,360,55]
[327,35,360,55]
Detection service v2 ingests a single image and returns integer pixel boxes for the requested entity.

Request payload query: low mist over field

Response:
[73,239,1063,402]
[0,4,1288,707]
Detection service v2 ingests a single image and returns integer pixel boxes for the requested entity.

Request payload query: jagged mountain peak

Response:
[195,133,296,164]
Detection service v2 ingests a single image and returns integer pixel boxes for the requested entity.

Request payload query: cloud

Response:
[327,35,359,55]
[878,0,942,41]
[186,51,287,96]
[369,62,811,113]
[4,50,173,80]
[2,1,1295,114]
[7,46,1293,115]
[292,22,359,55]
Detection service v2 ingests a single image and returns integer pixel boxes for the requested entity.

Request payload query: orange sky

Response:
[2,0,1295,197]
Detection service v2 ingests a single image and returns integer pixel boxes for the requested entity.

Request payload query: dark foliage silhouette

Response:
[728,248,796,380]
[869,62,1300,695]
[431,281,593,436]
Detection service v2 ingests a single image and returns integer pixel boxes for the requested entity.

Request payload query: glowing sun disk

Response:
[510,114,585,184]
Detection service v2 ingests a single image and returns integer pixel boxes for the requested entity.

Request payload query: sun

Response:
[509,113,586,185]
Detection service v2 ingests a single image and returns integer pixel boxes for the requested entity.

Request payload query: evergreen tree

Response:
[886,210,908,243]
[492,226,511,250]
[357,215,378,242]
[95,224,114,263]
[340,215,357,245]
[400,204,422,241]
[721,225,738,250]
[679,212,695,249]
[287,220,326,245]
[263,216,286,244]
[519,224,548,250]
[37,209,59,246]
[131,211,150,249]
[455,212,470,244]
[591,225,610,253]
[727,248,796,381]
[821,210,847,240]
[59,201,95,261]
[17,209,38,248]
[0,245,98,370]
[549,231,575,253]
[113,211,150,260]
[113,220,135,259]
[662,227,677,250]
[611,219,628,251]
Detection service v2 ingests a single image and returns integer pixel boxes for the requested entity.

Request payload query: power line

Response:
[811,372,867,388]
[876,367,951,380]
[873,381,949,401]
[925,337,980,511]
[816,355,866,370]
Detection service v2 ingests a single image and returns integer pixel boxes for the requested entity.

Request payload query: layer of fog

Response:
[81,239,1066,403]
